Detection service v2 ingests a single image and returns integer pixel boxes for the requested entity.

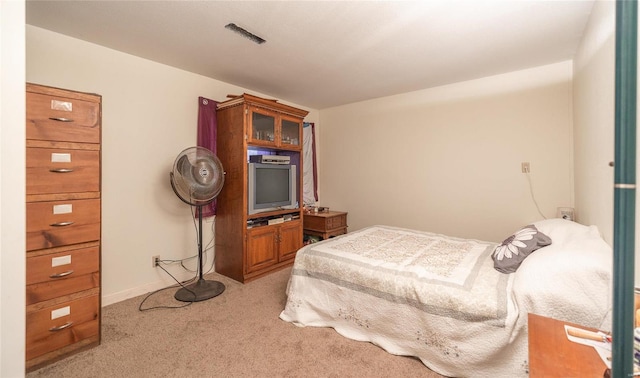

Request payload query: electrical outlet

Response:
[152,255,160,268]
[521,162,530,173]
[557,207,575,221]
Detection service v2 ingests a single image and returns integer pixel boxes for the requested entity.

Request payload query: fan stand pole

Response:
[175,205,226,302]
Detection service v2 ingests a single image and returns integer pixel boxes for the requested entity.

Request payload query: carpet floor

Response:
[26,266,444,378]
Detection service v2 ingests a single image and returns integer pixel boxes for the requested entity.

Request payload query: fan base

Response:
[174,279,225,302]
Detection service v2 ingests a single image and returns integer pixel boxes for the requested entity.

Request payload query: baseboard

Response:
[102,270,195,307]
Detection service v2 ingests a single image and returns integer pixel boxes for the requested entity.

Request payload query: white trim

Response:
[102,271,195,306]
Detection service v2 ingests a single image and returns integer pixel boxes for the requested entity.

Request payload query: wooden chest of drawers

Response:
[303,211,348,240]
[25,83,102,372]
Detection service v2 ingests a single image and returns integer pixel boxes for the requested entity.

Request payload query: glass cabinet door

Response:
[251,110,275,143]
[280,118,301,147]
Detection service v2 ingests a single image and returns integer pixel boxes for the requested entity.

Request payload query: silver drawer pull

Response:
[49,270,74,278]
[49,321,73,332]
[49,117,74,122]
[50,221,74,227]
[49,168,74,173]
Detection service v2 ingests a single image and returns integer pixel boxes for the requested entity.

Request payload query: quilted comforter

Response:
[280,221,612,377]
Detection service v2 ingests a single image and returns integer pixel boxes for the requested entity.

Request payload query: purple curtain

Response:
[197,96,218,217]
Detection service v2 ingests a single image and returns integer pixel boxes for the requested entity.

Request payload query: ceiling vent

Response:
[225,23,266,45]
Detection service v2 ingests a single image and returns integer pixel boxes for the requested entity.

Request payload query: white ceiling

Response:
[26,0,595,109]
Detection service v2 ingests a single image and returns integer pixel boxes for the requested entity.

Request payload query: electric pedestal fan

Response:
[169,146,225,302]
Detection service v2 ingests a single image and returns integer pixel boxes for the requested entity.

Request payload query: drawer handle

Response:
[49,270,74,278]
[49,168,74,173]
[50,221,74,227]
[49,321,73,332]
[49,117,74,122]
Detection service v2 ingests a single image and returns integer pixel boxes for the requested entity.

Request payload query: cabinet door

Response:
[247,107,277,146]
[279,115,302,148]
[278,220,303,261]
[245,226,278,274]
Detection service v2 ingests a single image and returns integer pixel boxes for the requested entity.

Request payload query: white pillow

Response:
[513,219,612,328]
[532,218,601,246]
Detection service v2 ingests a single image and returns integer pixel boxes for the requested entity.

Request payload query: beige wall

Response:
[1,2,26,376]
[573,0,615,244]
[318,62,575,242]
[26,26,318,305]
[573,0,640,287]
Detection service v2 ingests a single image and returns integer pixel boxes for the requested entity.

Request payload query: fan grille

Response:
[170,147,224,206]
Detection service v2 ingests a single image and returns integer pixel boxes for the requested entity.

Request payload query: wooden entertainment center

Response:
[214,94,308,283]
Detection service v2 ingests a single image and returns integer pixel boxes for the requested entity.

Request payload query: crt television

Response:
[248,163,297,215]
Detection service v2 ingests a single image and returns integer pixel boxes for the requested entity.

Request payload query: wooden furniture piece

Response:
[303,210,348,240]
[528,313,608,378]
[25,83,102,371]
[215,93,308,283]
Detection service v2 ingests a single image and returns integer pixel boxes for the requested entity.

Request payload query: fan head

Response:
[170,146,224,206]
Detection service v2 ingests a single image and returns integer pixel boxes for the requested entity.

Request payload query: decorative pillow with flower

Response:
[492,224,552,273]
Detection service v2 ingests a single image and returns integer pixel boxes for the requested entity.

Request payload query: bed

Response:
[279,218,612,377]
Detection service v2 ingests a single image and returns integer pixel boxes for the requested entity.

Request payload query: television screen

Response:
[255,166,290,204]
[248,163,296,214]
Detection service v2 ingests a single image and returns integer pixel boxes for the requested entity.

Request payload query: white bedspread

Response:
[280,223,612,377]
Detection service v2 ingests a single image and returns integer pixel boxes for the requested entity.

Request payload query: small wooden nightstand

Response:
[528,313,608,377]
[303,210,348,240]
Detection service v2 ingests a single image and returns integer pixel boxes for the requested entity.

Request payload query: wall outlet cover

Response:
[556,207,575,221]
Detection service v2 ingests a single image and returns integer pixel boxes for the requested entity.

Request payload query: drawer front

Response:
[27,147,100,195]
[27,246,99,285]
[26,92,100,144]
[27,199,101,251]
[26,294,99,360]
[26,246,100,304]
[27,272,100,306]
[303,215,325,231]
[327,214,347,229]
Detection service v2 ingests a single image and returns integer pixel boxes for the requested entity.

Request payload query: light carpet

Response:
[26,267,443,378]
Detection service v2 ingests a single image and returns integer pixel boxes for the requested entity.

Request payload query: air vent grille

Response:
[225,23,266,45]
